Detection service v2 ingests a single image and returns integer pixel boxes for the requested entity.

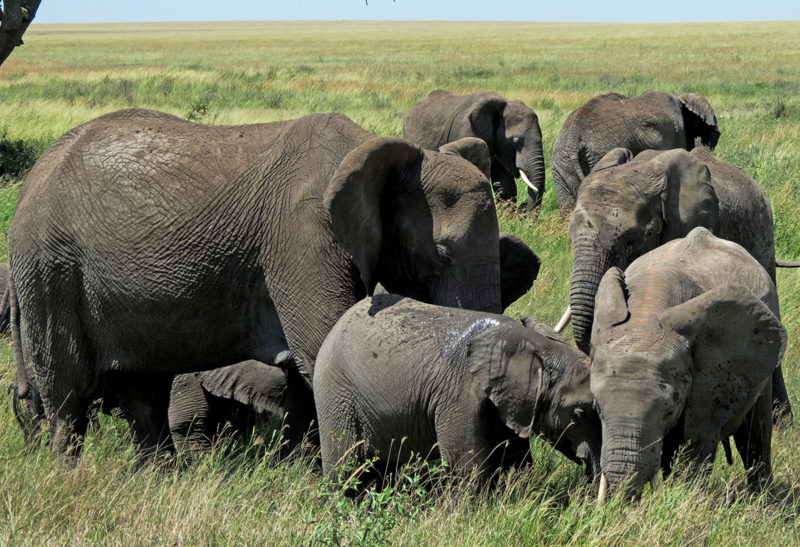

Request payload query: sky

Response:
[31,1,800,24]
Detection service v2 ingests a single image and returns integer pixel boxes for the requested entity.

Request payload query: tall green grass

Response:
[1,20,800,544]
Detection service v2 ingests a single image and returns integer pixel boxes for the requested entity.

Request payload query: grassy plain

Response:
[1,20,800,544]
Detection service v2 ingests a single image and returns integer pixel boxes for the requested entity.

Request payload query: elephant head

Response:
[466,317,601,475]
[568,147,719,352]
[325,136,536,314]
[591,267,786,500]
[467,95,546,206]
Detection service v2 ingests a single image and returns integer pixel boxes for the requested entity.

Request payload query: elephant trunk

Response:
[600,421,663,501]
[569,250,610,354]
[431,264,502,314]
[518,152,545,207]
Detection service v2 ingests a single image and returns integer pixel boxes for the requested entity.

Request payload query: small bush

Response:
[0,130,48,178]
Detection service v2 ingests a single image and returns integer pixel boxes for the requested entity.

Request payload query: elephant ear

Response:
[197,360,289,416]
[466,94,507,150]
[439,137,492,180]
[499,232,540,310]
[323,137,425,293]
[592,267,630,343]
[677,93,720,150]
[649,148,719,242]
[467,321,543,438]
[659,284,786,444]
[591,148,633,173]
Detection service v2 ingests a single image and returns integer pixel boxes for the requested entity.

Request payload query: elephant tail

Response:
[9,275,27,399]
[776,259,800,268]
[10,274,45,442]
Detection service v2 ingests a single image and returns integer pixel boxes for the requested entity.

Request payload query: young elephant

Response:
[403,90,545,207]
[168,352,315,454]
[591,228,786,501]
[315,295,601,483]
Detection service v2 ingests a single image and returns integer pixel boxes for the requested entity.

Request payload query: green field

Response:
[2,20,800,544]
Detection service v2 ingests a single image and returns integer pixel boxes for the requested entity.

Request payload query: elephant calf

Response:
[315,295,601,484]
[168,352,315,454]
[591,228,786,501]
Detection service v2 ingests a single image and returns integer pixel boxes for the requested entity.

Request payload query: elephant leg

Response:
[491,164,518,203]
[48,392,91,459]
[114,372,175,458]
[770,366,792,426]
[319,409,364,481]
[435,407,491,481]
[733,386,773,490]
[552,159,580,212]
[19,282,94,458]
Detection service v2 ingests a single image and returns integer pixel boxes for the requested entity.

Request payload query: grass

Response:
[1,19,800,544]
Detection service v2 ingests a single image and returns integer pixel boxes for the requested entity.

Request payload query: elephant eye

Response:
[511,136,523,148]
[573,408,585,421]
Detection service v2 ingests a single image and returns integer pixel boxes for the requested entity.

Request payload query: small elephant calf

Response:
[168,352,315,454]
[315,295,601,483]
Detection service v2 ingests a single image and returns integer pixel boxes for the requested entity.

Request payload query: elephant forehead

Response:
[420,151,491,195]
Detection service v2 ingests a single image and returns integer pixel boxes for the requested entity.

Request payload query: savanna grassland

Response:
[1,20,800,544]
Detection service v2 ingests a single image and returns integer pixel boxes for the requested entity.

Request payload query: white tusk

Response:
[598,473,608,503]
[554,305,571,333]
[519,170,539,196]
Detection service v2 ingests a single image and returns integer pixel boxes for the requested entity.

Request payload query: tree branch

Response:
[0,0,42,68]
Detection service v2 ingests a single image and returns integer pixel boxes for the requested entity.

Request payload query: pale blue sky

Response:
[32,1,800,24]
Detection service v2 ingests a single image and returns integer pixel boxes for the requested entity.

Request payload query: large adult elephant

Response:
[566,146,792,420]
[592,228,786,500]
[552,90,719,209]
[9,109,536,457]
[403,90,545,208]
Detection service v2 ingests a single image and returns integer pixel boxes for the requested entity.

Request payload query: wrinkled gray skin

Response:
[568,146,791,420]
[403,90,546,208]
[0,262,9,335]
[315,295,601,484]
[169,353,315,454]
[9,109,537,458]
[592,228,786,500]
[169,233,540,454]
[553,90,719,209]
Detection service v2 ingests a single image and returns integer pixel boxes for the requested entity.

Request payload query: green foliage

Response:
[184,100,214,123]
[0,129,49,178]
[309,457,442,545]
[0,19,799,544]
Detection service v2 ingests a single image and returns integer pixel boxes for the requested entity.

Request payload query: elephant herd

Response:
[6,88,797,502]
